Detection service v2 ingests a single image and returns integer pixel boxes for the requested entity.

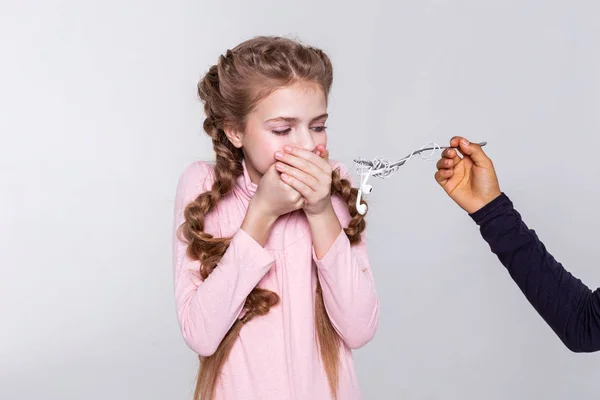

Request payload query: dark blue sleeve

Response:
[469,193,600,352]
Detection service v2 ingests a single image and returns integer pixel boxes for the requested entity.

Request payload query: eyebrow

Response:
[265,113,329,123]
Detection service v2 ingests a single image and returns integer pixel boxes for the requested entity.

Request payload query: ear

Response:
[223,124,244,148]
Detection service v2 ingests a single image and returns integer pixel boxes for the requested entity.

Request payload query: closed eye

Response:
[271,128,292,135]
[271,125,327,135]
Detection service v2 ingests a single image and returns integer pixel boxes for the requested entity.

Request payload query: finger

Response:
[442,147,462,160]
[456,138,491,166]
[282,146,330,174]
[449,136,464,149]
[434,168,454,184]
[275,149,328,181]
[278,179,305,207]
[280,172,313,199]
[290,145,330,172]
[437,148,462,171]
[316,145,329,161]
[436,156,457,171]
[275,162,319,191]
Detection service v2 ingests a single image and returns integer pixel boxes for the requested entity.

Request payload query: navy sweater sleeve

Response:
[469,193,600,352]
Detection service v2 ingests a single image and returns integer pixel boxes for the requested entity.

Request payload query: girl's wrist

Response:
[242,201,278,246]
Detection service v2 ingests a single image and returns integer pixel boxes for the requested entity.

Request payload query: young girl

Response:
[172,36,379,400]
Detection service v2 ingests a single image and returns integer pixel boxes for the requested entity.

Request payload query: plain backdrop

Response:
[1,0,599,399]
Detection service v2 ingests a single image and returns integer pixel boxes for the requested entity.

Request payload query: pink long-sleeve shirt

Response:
[172,159,380,400]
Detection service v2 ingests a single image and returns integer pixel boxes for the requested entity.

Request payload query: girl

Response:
[172,36,379,400]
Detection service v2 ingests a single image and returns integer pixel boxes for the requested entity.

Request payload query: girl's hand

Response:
[251,162,305,220]
[274,145,333,217]
[242,162,305,246]
[315,145,328,160]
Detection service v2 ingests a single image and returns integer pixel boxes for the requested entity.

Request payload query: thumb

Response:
[457,138,490,166]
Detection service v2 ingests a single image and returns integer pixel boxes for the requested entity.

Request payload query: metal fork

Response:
[354,141,487,177]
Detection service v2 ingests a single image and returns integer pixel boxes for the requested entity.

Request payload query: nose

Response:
[294,128,316,152]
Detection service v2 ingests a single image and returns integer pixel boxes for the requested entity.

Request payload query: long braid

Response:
[181,120,281,400]
[330,168,366,244]
[313,167,367,398]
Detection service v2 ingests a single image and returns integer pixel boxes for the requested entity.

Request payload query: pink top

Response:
[172,159,380,400]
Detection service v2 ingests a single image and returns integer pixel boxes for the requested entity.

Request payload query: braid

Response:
[312,167,367,399]
[182,119,280,400]
[331,167,367,243]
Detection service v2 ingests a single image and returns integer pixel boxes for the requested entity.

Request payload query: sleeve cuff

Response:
[469,192,513,225]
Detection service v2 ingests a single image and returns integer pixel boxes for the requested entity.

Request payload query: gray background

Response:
[1,0,599,399]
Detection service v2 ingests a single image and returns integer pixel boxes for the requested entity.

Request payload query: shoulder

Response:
[174,160,216,203]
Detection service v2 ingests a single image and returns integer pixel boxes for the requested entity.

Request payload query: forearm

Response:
[306,202,343,260]
[174,228,276,356]
[309,201,379,349]
[471,193,600,352]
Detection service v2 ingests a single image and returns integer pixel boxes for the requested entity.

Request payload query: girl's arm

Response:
[308,163,380,349]
[172,162,276,356]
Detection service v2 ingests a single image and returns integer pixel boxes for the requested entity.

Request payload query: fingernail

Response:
[461,138,470,146]
[275,151,283,158]
[275,162,284,169]
[284,145,292,152]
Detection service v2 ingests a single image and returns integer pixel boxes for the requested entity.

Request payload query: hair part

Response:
[180,35,367,400]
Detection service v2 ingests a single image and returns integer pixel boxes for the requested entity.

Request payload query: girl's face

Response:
[225,81,328,184]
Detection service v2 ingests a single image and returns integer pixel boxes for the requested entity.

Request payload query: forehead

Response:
[251,81,327,121]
